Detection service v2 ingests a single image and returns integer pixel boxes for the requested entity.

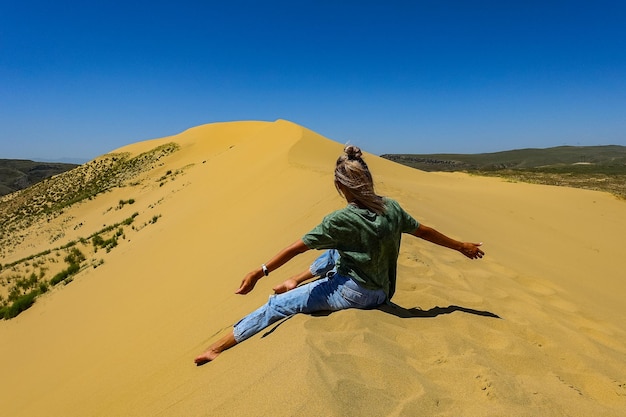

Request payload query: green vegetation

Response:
[49,248,84,286]
[383,145,626,199]
[1,290,38,319]
[0,210,160,319]
[92,229,120,252]
[123,212,140,225]
[0,248,85,318]
[117,198,135,209]
[0,143,179,254]
[0,141,180,319]
[158,168,183,187]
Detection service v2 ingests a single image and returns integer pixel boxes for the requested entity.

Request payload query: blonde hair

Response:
[334,145,386,214]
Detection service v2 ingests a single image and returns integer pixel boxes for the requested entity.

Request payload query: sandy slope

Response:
[1,120,625,417]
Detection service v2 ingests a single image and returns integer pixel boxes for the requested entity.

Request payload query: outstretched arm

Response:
[235,239,310,295]
[412,224,484,259]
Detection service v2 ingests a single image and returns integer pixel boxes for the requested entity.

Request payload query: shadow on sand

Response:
[262,302,500,338]
[377,301,501,319]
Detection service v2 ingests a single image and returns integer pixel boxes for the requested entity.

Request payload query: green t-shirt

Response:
[302,198,419,297]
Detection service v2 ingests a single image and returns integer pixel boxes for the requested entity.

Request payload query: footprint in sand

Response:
[475,374,495,398]
[398,252,431,269]
[555,375,583,396]
[433,356,448,365]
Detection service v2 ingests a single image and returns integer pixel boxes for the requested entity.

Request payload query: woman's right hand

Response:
[235,271,262,295]
[235,239,310,295]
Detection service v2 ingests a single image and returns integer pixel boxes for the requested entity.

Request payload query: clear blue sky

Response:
[2,0,625,161]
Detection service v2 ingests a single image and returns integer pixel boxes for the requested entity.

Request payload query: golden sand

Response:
[1,120,625,416]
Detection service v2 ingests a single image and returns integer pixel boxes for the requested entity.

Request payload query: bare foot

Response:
[273,278,298,294]
[194,348,221,365]
[194,330,237,366]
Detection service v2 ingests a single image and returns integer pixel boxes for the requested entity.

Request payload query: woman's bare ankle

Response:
[194,348,221,365]
[194,330,238,366]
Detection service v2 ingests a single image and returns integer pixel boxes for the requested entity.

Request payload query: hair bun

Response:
[344,145,363,160]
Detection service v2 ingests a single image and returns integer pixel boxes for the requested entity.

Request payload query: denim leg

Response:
[233,276,343,343]
[232,274,386,343]
[309,249,340,277]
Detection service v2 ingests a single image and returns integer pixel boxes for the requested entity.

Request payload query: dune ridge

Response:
[1,120,625,416]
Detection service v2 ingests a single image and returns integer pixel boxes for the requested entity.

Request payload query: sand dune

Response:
[1,120,625,416]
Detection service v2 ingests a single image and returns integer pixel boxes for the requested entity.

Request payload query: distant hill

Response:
[0,159,79,196]
[381,145,626,172]
[382,145,626,198]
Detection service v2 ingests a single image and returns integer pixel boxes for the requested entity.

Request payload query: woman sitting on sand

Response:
[195,145,484,365]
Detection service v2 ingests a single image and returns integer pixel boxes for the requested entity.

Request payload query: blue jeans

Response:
[232,251,386,343]
[309,249,340,277]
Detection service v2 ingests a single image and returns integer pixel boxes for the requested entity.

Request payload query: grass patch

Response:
[49,248,84,286]
[1,290,38,319]
[117,198,136,209]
